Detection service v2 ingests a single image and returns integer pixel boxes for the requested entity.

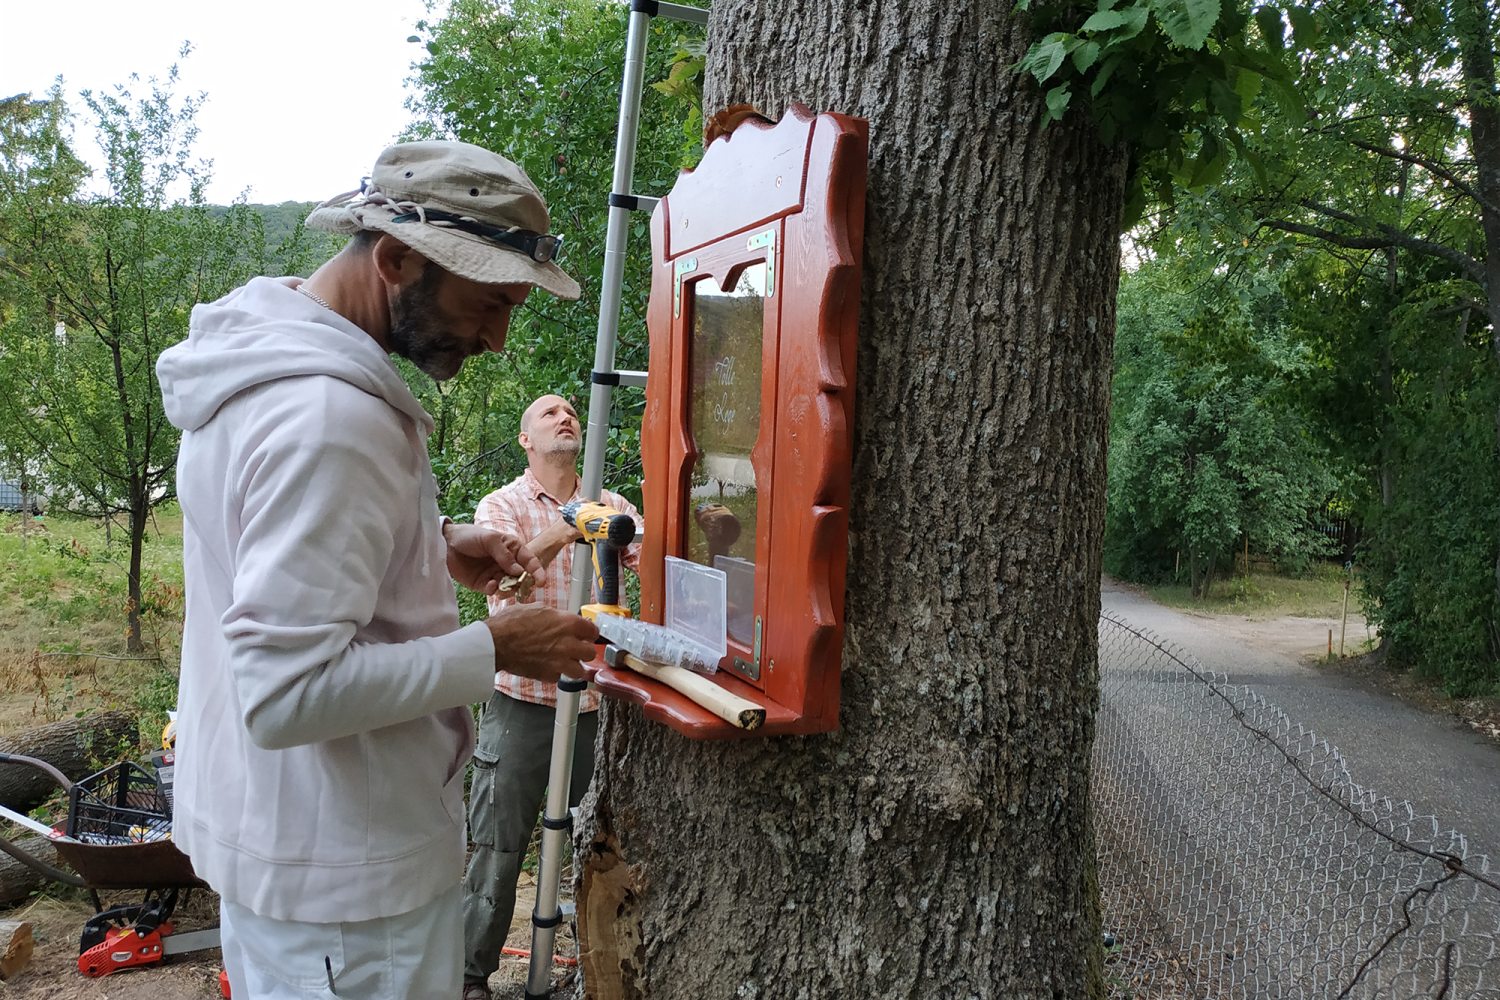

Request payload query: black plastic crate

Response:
[66,762,173,846]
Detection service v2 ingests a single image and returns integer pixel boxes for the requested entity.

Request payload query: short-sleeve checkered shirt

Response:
[475,467,641,710]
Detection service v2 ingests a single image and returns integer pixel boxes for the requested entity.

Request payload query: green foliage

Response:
[1072,0,1500,692]
[404,0,698,520]
[1107,255,1336,597]
[211,201,339,274]
[1284,253,1500,696]
[0,59,325,650]
[0,510,184,653]
[1362,401,1500,695]
[651,35,708,167]
[1015,0,1305,225]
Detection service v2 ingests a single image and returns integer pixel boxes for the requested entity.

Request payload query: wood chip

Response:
[0,919,34,981]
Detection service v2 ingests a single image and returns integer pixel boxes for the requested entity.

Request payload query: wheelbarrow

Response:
[0,751,228,993]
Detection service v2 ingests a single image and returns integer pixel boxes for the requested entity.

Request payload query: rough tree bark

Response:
[576,3,1127,998]
[1457,0,1500,653]
[0,837,59,907]
[0,711,138,812]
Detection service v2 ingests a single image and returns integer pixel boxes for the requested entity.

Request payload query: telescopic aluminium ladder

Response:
[526,3,709,996]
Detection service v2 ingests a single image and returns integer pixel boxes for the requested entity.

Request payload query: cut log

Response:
[0,919,33,980]
[0,835,59,907]
[0,711,139,812]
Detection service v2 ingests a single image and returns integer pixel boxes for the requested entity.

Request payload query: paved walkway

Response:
[1101,578,1500,862]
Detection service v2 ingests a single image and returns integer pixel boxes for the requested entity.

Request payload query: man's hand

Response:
[485,604,599,681]
[443,522,544,596]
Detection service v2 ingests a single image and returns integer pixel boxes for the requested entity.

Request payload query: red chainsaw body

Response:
[77,920,173,977]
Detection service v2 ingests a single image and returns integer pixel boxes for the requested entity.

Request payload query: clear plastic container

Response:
[664,556,727,661]
[596,614,720,674]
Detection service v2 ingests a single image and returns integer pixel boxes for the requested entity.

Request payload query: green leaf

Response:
[1046,85,1074,121]
[1186,133,1228,187]
[1285,5,1318,48]
[1113,5,1153,39]
[1072,40,1103,73]
[1148,0,1222,50]
[1017,33,1074,83]
[1231,67,1264,108]
[1091,53,1125,97]
[1081,8,1136,31]
[1252,5,1284,50]
[1120,176,1149,229]
[1224,128,1267,186]
[1208,78,1242,121]
[1264,75,1307,121]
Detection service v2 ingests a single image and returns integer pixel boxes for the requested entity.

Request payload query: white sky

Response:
[3,0,437,204]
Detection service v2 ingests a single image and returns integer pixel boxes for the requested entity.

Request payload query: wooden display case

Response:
[588,103,867,738]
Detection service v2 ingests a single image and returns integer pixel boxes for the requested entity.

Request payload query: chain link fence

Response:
[1095,611,1500,999]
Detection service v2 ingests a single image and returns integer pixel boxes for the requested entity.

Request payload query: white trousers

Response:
[219,883,462,999]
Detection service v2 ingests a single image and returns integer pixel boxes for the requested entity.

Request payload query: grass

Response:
[1147,564,1354,619]
[0,507,184,742]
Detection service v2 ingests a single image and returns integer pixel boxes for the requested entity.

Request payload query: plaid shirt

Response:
[476,467,641,709]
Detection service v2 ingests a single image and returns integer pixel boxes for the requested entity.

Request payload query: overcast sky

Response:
[4,0,435,204]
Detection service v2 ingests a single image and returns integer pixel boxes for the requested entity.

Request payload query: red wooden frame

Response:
[587,104,867,738]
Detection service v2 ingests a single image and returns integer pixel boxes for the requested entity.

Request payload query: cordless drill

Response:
[560,499,636,622]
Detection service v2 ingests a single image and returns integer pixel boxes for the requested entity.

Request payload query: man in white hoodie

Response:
[156,141,598,1000]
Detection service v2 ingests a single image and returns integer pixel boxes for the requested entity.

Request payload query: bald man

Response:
[460,394,641,1000]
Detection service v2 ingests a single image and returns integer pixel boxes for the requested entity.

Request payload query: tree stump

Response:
[0,711,139,812]
[0,919,33,980]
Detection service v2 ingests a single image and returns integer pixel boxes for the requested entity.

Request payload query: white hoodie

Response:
[157,276,496,923]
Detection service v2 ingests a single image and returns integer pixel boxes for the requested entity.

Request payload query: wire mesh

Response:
[1095,611,1500,1000]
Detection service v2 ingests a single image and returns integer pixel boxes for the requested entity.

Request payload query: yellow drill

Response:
[560,499,636,622]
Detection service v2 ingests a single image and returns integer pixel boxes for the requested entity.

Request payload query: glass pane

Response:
[685,262,766,647]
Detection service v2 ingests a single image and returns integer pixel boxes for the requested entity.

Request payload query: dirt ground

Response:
[0,894,222,1000]
[0,876,576,999]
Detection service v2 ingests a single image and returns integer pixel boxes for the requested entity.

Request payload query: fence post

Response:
[1338,575,1350,657]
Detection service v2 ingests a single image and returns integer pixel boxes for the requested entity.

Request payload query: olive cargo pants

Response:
[462,691,598,986]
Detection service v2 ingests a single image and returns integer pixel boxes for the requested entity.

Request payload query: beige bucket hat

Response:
[305,141,580,300]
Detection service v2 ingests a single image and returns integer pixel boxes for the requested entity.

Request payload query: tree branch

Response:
[1337,135,1500,217]
[1257,201,1487,286]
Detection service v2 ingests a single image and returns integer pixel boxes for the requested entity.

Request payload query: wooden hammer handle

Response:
[617,651,767,731]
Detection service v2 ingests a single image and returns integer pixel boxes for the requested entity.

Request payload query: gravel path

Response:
[1101,577,1500,863]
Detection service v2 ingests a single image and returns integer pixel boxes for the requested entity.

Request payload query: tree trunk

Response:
[0,837,61,908]
[1188,550,1216,599]
[126,487,146,653]
[1457,0,1500,654]
[576,4,1126,998]
[0,711,138,812]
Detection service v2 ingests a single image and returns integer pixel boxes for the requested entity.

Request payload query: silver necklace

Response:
[297,283,333,311]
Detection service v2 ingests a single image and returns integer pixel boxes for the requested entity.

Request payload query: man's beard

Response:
[389,265,469,381]
[543,438,581,461]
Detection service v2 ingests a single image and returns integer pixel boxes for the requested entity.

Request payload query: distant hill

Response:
[207,201,342,276]
[208,201,321,249]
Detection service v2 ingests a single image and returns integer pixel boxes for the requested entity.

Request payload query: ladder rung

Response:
[609,193,660,214]
[593,369,649,389]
